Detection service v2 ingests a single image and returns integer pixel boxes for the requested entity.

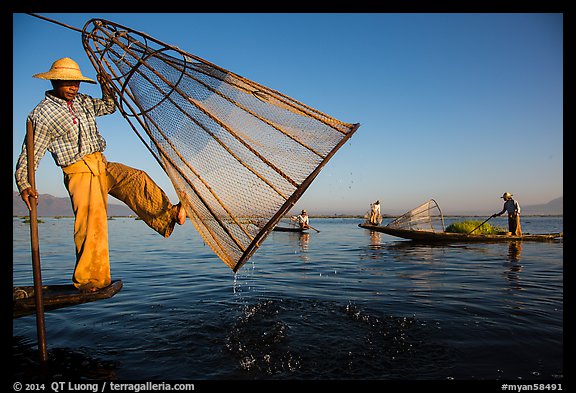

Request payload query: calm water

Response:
[12,216,563,381]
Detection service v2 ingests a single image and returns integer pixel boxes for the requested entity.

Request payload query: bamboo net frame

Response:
[386,199,445,232]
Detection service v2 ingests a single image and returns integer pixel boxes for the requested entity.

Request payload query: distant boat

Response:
[273,225,309,233]
[359,223,563,242]
[358,198,562,243]
[13,280,123,319]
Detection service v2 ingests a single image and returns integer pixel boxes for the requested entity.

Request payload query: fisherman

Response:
[368,200,382,225]
[15,57,187,293]
[493,192,522,236]
[291,209,310,229]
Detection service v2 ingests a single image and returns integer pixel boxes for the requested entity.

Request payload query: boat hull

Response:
[273,226,309,233]
[358,224,563,242]
[13,280,123,319]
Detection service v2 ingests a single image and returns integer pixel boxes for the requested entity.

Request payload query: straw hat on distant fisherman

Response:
[501,192,513,200]
[33,57,97,84]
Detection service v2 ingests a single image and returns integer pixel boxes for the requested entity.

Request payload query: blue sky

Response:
[12,13,563,215]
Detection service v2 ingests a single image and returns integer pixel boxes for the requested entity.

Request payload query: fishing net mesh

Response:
[387,199,445,232]
[82,19,358,271]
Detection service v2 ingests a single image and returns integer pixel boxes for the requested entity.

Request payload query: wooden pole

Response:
[468,215,494,235]
[307,225,320,233]
[25,119,48,362]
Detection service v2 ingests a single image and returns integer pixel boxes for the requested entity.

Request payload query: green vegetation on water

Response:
[20,216,44,224]
[445,220,505,234]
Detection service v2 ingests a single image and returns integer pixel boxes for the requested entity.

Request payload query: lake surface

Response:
[12,216,564,382]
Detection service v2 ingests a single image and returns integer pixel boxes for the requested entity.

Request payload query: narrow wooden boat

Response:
[358,224,563,242]
[273,226,309,233]
[13,280,123,319]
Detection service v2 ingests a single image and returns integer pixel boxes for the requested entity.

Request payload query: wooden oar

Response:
[26,119,48,362]
[468,215,495,235]
[307,225,320,233]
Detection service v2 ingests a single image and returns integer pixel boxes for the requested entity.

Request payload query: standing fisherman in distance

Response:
[493,192,522,236]
[368,200,382,225]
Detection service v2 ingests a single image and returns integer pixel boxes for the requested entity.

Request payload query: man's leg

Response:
[64,162,111,290]
[106,161,185,238]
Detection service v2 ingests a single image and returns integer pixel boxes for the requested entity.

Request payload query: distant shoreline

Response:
[13,192,563,218]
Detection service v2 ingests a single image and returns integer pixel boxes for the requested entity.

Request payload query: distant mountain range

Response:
[13,191,563,217]
[446,196,564,216]
[520,196,563,216]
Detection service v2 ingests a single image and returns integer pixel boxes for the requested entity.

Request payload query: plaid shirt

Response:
[15,90,116,192]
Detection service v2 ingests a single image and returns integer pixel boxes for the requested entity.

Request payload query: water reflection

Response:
[12,336,118,380]
[503,260,524,290]
[296,232,310,262]
[299,233,309,252]
[507,241,523,262]
[358,229,386,260]
[369,231,382,250]
[503,242,524,291]
[385,240,451,263]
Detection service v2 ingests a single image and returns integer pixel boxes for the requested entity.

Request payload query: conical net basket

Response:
[82,19,359,271]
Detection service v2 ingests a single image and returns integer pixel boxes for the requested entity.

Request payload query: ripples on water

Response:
[12,216,563,381]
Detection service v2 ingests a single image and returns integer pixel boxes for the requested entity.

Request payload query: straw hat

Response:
[501,192,513,200]
[33,57,96,84]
